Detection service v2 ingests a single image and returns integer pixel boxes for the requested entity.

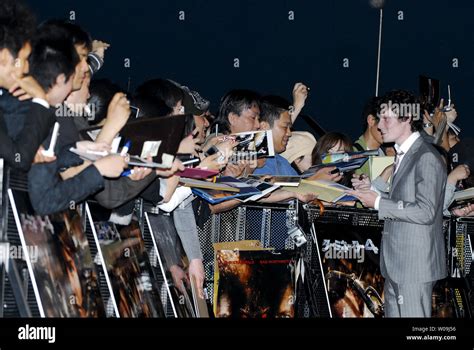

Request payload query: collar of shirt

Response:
[394,131,420,156]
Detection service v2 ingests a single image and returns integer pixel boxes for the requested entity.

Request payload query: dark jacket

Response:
[0,99,56,172]
[28,147,104,215]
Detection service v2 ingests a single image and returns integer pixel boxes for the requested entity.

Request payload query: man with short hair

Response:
[0,0,56,171]
[349,90,447,317]
[354,96,387,177]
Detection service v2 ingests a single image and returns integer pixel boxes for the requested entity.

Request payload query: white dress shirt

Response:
[374,132,420,210]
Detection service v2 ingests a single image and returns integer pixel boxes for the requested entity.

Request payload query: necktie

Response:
[393,150,405,175]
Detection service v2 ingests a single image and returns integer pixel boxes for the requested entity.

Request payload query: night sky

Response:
[25,0,474,138]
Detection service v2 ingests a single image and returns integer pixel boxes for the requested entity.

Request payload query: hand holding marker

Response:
[120,140,133,176]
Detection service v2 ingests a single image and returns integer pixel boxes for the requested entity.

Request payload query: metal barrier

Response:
[1,160,472,317]
[0,163,37,317]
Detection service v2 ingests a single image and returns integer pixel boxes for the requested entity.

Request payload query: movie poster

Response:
[92,218,166,318]
[312,223,384,318]
[214,250,296,318]
[145,212,196,318]
[432,278,472,318]
[9,189,105,318]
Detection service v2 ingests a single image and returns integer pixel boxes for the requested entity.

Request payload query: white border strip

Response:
[7,189,45,318]
[85,203,120,318]
[311,222,333,318]
[145,212,178,318]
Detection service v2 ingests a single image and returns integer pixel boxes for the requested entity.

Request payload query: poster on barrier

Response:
[87,204,166,317]
[214,249,296,318]
[311,221,384,318]
[8,189,106,317]
[145,212,198,318]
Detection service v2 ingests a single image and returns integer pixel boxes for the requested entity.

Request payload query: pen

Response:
[121,169,134,177]
[182,158,200,166]
[120,140,131,156]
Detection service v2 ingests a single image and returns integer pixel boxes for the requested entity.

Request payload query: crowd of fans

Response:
[1,0,473,299]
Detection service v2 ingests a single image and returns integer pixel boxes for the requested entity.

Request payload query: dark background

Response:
[25,0,474,139]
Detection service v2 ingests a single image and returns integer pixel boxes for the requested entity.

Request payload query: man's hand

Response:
[169,265,189,294]
[188,259,205,299]
[452,203,474,217]
[448,164,470,185]
[75,140,111,154]
[9,75,47,101]
[295,192,318,203]
[128,167,152,181]
[33,145,56,164]
[291,82,309,120]
[423,110,434,136]
[445,104,457,123]
[223,161,247,177]
[199,153,226,171]
[178,131,200,155]
[351,173,371,190]
[92,40,110,60]
[155,159,185,178]
[307,166,342,182]
[345,189,378,208]
[93,154,127,178]
[106,92,131,129]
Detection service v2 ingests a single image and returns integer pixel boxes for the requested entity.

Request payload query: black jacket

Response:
[0,100,56,172]
[28,147,104,215]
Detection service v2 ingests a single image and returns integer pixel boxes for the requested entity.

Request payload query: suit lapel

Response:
[390,137,423,193]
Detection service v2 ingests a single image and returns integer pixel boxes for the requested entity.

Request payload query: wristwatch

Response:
[423,122,433,128]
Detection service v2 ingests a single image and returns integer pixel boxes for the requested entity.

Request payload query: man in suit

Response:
[348,90,447,317]
[0,0,59,171]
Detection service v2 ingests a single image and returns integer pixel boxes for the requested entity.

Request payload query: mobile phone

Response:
[130,105,140,119]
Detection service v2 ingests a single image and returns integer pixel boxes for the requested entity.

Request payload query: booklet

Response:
[236,178,281,202]
[282,179,356,203]
[369,156,394,180]
[69,148,174,169]
[229,130,275,161]
[248,174,301,187]
[176,167,219,179]
[302,157,370,178]
[81,114,186,164]
[190,176,262,204]
[448,187,474,210]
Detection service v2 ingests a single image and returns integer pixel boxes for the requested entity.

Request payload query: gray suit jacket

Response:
[378,136,447,284]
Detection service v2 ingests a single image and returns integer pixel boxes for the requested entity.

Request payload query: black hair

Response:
[135,78,184,110]
[88,79,124,125]
[37,20,92,51]
[183,114,196,139]
[132,94,172,119]
[377,90,422,132]
[28,37,79,91]
[361,96,380,131]
[212,89,261,134]
[0,0,36,57]
[259,95,290,127]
